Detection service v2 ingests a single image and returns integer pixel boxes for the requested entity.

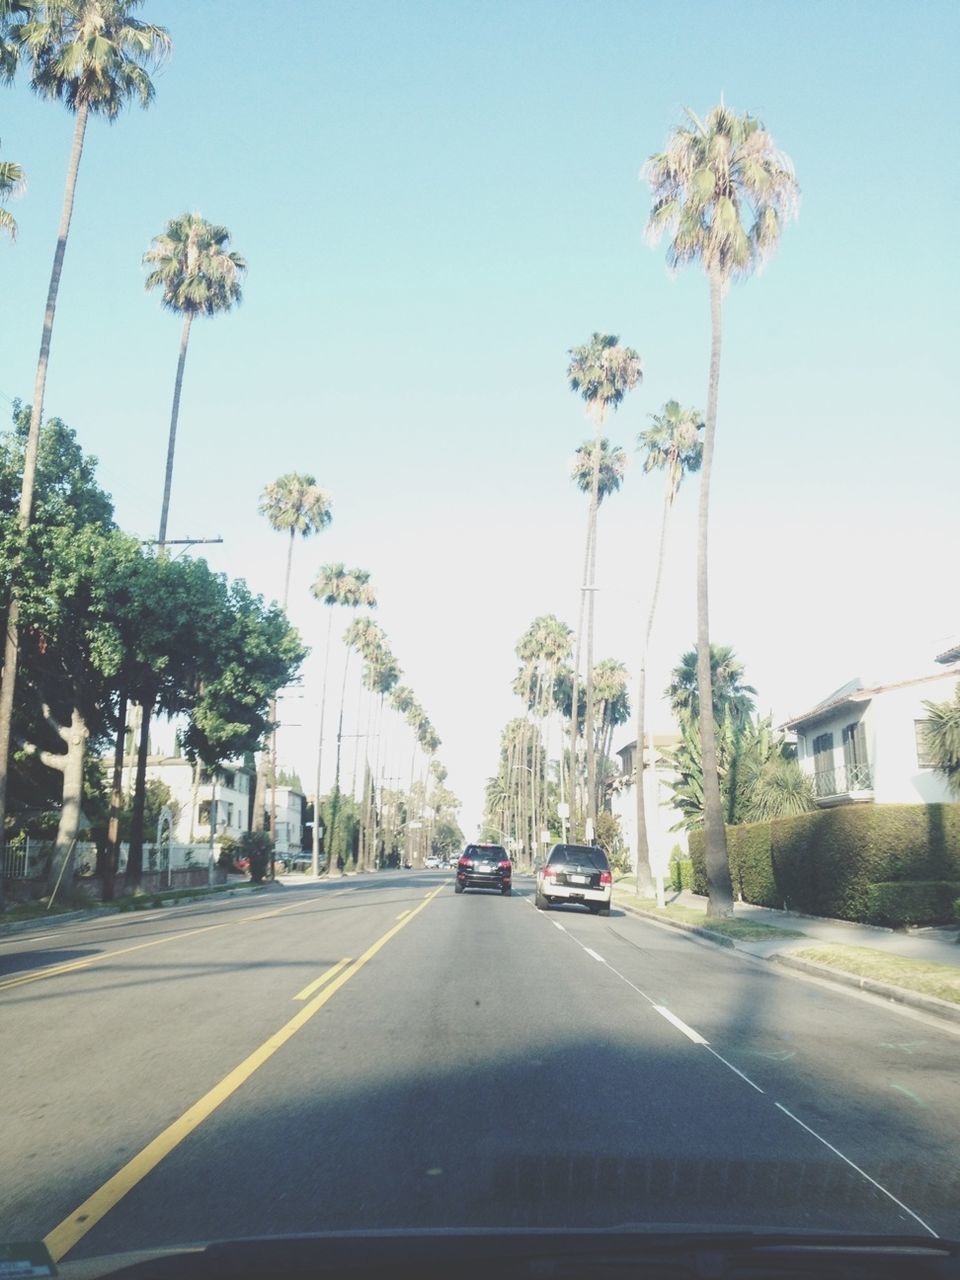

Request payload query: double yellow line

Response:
[43,883,445,1263]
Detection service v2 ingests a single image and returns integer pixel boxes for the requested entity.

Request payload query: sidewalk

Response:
[665,889,960,965]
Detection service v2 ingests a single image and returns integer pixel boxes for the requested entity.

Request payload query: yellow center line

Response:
[0,899,319,994]
[396,910,409,921]
[293,957,351,1001]
[43,882,446,1264]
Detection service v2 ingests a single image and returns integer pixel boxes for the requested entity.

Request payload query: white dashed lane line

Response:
[536,906,940,1238]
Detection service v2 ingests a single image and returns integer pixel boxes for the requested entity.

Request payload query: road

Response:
[2,871,959,1267]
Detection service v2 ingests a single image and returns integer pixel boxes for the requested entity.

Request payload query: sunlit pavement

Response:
[2,871,959,1266]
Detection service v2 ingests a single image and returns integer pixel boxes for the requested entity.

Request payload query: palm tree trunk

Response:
[568,517,592,839]
[0,103,90,901]
[282,528,295,611]
[585,441,602,832]
[312,609,335,874]
[634,474,674,896]
[157,312,194,546]
[699,270,734,917]
[327,646,352,873]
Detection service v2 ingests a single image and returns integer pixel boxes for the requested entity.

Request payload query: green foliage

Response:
[570,438,627,505]
[921,686,960,797]
[145,213,245,317]
[595,810,628,873]
[235,830,274,883]
[666,644,756,729]
[691,804,960,924]
[118,779,177,843]
[864,882,960,928]
[670,857,695,892]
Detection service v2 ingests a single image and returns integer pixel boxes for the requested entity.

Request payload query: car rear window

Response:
[548,845,609,870]
[465,845,506,859]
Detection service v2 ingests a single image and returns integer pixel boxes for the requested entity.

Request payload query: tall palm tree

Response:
[667,644,756,730]
[633,401,703,894]
[644,102,798,916]
[0,0,170,877]
[328,617,385,868]
[566,408,636,834]
[567,335,641,838]
[257,473,332,847]
[145,214,247,547]
[309,564,375,873]
[0,142,24,239]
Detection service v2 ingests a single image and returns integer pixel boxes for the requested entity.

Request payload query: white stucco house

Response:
[115,754,254,845]
[271,784,305,854]
[607,734,687,873]
[781,660,960,808]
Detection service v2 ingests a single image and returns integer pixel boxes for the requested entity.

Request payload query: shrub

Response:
[865,881,960,927]
[670,858,695,892]
[688,829,707,894]
[235,830,274,883]
[728,821,778,906]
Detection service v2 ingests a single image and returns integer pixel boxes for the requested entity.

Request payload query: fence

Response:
[3,839,215,886]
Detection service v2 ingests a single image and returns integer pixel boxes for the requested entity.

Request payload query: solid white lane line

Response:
[583,947,606,964]
[774,1102,939,1238]
[652,1004,709,1045]
[706,1046,765,1093]
[551,920,566,932]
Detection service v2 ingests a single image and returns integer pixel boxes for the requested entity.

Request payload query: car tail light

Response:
[458,856,470,867]
[599,871,612,886]
[543,864,557,879]
[498,859,511,870]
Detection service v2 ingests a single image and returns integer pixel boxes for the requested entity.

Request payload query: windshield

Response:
[1,0,958,1271]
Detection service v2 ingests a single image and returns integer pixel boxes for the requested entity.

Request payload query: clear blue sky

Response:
[2,0,958,835]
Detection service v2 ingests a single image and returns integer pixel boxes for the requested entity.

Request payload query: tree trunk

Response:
[634,475,674,896]
[312,609,334,875]
[0,104,90,901]
[568,517,592,839]
[157,312,194,546]
[252,749,267,832]
[103,689,129,902]
[46,709,88,897]
[126,695,154,891]
[326,646,352,873]
[699,270,734,917]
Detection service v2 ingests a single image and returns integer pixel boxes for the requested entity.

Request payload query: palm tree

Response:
[644,102,798,916]
[0,142,24,239]
[0,0,170,877]
[566,409,636,835]
[633,401,703,894]
[667,645,756,730]
[328,617,385,868]
[309,564,376,873]
[257,474,332,848]
[921,686,960,796]
[567,335,641,839]
[145,213,247,547]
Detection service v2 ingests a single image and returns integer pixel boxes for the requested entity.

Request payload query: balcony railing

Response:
[813,761,873,799]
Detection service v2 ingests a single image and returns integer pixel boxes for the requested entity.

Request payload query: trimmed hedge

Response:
[865,881,960,927]
[687,804,960,925]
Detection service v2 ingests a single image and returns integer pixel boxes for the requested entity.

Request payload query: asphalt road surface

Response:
[2,871,959,1268]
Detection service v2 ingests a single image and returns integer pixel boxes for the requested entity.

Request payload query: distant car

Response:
[455,843,512,896]
[535,843,612,915]
[424,855,443,869]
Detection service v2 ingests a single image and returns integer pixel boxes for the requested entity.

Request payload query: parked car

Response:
[535,843,612,915]
[455,843,512,895]
[424,855,443,869]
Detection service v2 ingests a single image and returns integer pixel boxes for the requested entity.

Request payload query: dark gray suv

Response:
[535,843,612,914]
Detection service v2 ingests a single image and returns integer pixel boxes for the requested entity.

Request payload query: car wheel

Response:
[455,882,464,894]
[535,890,548,911]
[597,906,610,917]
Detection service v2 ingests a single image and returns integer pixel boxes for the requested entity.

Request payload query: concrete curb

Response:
[772,953,960,1026]
[613,896,735,948]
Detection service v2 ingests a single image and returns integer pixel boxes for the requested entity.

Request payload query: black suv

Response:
[535,843,612,915]
[455,844,512,895]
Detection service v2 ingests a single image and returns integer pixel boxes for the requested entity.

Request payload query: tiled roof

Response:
[781,666,960,731]
[936,640,960,664]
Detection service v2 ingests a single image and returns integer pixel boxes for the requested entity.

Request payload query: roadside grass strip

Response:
[789,944,960,1007]
[614,893,806,942]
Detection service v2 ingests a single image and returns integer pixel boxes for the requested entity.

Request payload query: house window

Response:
[915,720,935,769]
[198,800,211,825]
[812,732,834,760]
[222,771,235,791]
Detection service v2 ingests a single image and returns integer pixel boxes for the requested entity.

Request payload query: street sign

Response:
[540,829,550,843]
[557,802,570,819]
[585,818,595,841]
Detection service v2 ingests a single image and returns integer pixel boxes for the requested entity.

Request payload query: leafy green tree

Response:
[0,0,170,871]
[644,102,798,916]
[633,401,703,892]
[144,213,246,546]
[592,657,630,789]
[567,334,641,835]
[921,686,960,796]
[0,140,24,239]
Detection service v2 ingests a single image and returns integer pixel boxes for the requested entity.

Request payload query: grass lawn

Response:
[791,944,960,1006]
[0,879,262,926]
[614,890,806,941]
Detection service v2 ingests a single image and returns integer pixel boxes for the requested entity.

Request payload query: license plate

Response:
[569,874,589,885]
[480,863,493,871]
